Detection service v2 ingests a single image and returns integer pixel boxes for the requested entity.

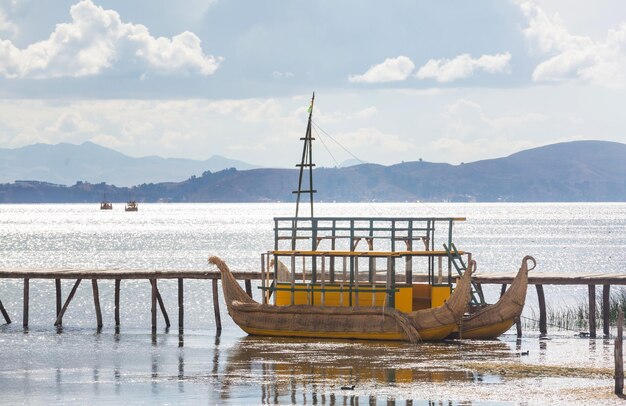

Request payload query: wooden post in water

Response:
[91,279,103,330]
[55,279,82,326]
[23,278,29,327]
[114,279,121,326]
[212,279,221,331]
[615,309,624,396]
[245,279,253,299]
[589,284,597,338]
[604,285,611,337]
[178,278,184,330]
[55,279,62,318]
[0,299,10,324]
[151,278,157,331]
[152,280,171,328]
[536,284,547,335]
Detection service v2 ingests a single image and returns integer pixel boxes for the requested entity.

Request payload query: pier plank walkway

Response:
[2,267,625,338]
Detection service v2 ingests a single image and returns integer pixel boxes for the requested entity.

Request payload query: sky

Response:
[1,0,626,168]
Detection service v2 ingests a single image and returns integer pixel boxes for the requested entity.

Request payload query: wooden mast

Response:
[293,93,316,220]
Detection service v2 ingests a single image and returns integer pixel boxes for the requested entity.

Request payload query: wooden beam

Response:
[536,284,547,335]
[55,279,62,317]
[23,278,29,327]
[616,309,624,395]
[516,317,522,338]
[245,279,252,299]
[500,284,507,298]
[178,278,184,330]
[91,279,103,330]
[0,298,11,324]
[151,278,157,331]
[212,279,221,331]
[588,284,596,338]
[54,279,82,326]
[114,279,121,326]
[604,284,611,337]
[151,279,170,328]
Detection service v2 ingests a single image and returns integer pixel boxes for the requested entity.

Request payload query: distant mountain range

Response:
[1,140,625,203]
[0,141,259,187]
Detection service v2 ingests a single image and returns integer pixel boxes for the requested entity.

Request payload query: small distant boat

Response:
[125,201,138,212]
[100,194,112,210]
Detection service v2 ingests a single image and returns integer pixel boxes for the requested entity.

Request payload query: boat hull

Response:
[209,256,474,343]
[448,255,535,340]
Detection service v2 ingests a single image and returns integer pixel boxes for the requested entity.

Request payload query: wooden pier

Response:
[0,268,261,331]
[1,268,626,338]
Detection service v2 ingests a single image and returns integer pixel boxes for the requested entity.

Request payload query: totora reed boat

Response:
[208,93,535,342]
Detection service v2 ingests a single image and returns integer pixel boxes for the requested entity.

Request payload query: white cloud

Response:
[521,2,626,87]
[348,56,415,83]
[415,52,511,82]
[0,9,17,38]
[0,0,222,79]
[272,71,294,79]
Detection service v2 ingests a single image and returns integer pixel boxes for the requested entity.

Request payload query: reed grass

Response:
[522,286,626,332]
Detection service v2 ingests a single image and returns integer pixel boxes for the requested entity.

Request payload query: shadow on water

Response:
[218,336,509,404]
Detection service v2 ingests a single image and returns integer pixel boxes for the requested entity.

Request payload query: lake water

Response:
[1,203,625,404]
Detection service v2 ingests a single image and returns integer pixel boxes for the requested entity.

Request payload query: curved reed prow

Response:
[209,256,230,273]
[522,255,537,272]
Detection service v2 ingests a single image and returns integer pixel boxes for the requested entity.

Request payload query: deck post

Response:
[261,254,267,305]
[212,279,221,331]
[245,279,253,299]
[0,299,10,324]
[178,278,184,330]
[114,279,121,326]
[500,284,507,298]
[588,284,597,338]
[55,279,82,326]
[151,278,157,331]
[604,285,611,337]
[516,317,522,337]
[321,255,326,306]
[291,254,296,306]
[536,284,547,335]
[23,278,29,327]
[91,279,103,330]
[615,309,624,395]
[354,258,359,306]
[55,279,62,317]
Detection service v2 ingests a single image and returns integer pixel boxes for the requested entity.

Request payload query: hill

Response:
[0,141,259,187]
[0,140,625,203]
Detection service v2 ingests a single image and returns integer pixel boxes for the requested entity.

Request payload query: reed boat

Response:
[452,255,536,339]
[100,194,112,210]
[209,93,534,342]
[210,255,473,343]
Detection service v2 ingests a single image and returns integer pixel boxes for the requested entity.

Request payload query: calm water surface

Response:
[1,203,625,404]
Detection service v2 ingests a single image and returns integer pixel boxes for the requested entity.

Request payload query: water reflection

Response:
[220,336,508,404]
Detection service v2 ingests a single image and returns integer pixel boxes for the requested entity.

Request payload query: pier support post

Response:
[604,285,611,337]
[23,278,29,327]
[0,298,11,324]
[151,278,157,332]
[178,278,184,330]
[55,279,62,318]
[212,279,221,331]
[55,279,82,326]
[516,317,522,337]
[588,285,597,338]
[92,279,103,330]
[536,284,547,335]
[151,280,170,328]
[616,309,624,395]
[245,279,253,299]
[114,279,121,326]
[500,284,507,298]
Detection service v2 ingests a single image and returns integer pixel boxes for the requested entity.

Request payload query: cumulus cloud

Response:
[0,0,222,79]
[521,2,626,87]
[348,56,415,83]
[415,53,512,82]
